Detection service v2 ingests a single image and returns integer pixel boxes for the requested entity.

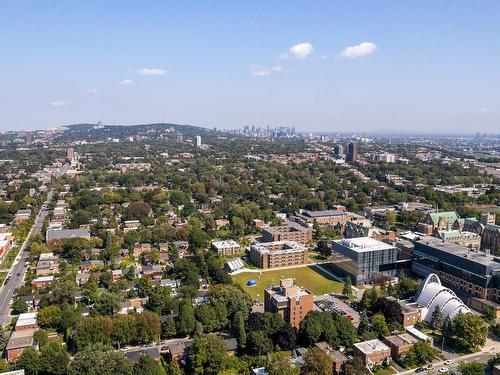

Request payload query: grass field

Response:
[232,265,342,302]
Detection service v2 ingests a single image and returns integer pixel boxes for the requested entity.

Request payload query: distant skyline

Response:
[1,1,499,133]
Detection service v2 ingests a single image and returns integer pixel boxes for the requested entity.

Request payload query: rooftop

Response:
[334,237,395,252]
[416,235,500,268]
[6,328,36,350]
[353,339,390,354]
[252,241,306,255]
[212,239,240,249]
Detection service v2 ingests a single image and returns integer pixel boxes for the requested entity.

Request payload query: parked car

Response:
[444,360,453,366]
[415,367,425,373]
[438,367,449,373]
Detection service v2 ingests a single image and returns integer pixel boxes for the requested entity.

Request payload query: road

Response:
[400,345,497,374]
[0,188,55,327]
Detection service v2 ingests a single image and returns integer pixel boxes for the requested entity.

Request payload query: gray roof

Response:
[125,347,161,361]
[46,228,90,242]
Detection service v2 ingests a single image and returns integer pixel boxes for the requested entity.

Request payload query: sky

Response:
[0,1,499,133]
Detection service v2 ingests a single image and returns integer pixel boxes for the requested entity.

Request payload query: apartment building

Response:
[264,278,313,328]
[249,241,307,269]
[262,221,313,245]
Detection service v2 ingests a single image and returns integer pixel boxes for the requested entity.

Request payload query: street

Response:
[0,189,54,327]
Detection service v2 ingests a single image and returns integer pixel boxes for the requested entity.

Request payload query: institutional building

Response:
[460,214,500,251]
[262,221,312,245]
[412,236,500,305]
[211,239,242,256]
[417,211,459,235]
[264,278,313,328]
[293,209,370,230]
[330,237,399,284]
[249,241,308,269]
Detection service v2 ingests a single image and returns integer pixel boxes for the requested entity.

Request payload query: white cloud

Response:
[481,107,489,112]
[50,100,70,107]
[117,79,133,86]
[136,68,167,76]
[85,88,100,94]
[250,65,287,77]
[280,42,314,59]
[340,42,378,59]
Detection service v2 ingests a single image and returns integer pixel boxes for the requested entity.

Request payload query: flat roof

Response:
[334,237,395,252]
[416,235,500,268]
[6,329,36,350]
[354,339,390,354]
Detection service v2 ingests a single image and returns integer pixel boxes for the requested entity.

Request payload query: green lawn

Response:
[232,265,342,302]
[0,271,7,285]
[372,366,397,375]
[0,246,21,270]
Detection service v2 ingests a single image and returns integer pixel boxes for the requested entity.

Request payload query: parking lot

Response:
[313,294,361,327]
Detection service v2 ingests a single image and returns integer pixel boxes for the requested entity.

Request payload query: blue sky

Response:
[1,1,499,133]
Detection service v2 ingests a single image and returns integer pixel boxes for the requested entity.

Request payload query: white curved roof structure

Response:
[415,274,470,322]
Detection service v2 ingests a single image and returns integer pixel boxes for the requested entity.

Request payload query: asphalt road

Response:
[0,189,54,327]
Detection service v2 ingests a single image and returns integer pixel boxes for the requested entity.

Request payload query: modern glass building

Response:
[330,237,398,284]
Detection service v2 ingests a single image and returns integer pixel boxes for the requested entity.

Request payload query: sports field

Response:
[231,265,342,302]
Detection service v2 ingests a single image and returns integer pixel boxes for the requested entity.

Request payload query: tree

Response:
[161,316,177,339]
[165,361,183,375]
[208,284,252,319]
[133,354,166,375]
[403,342,438,368]
[135,311,161,344]
[112,314,137,348]
[360,288,380,309]
[94,291,122,316]
[38,305,62,329]
[332,314,357,348]
[299,311,325,346]
[232,311,247,349]
[343,358,369,375]
[261,311,285,337]
[302,347,333,375]
[274,323,297,350]
[49,279,76,305]
[482,305,496,323]
[247,330,273,355]
[12,298,28,314]
[453,313,488,351]
[16,347,41,375]
[147,286,172,315]
[371,313,391,338]
[39,341,70,375]
[69,344,132,375]
[73,316,113,351]
[33,330,49,347]
[267,352,299,375]
[0,331,7,352]
[430,306,443,330]
[458,361,485,375]
[342,276,353,299]
[176,299,196,336]
[127,202,151,220]
[188,334,229,375]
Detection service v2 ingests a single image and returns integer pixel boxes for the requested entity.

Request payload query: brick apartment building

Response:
[249,241,308,269]
[264,278,313,328]
[262,221,313,245]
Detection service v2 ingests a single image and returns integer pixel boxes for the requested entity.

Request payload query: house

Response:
[112,269,123,281]
[133,243,151,258]
[315,342,348,374]
[125,347,161,362]
[46,228,90,242]
[215,219,230,229]
[5,328,37,361]
[14,209,31,225]
[141,265,163,279]
[15,312,38,331]
[119,298,146,315]
[31,276,54,289]
[383,333,419,358]
[353,339,391,367]
[165,341,192,362]
[223,338,238,355]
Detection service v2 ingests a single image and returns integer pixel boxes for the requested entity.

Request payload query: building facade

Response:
[250,241,308,269]
[264,278,313,328]
[262,221,312,244]
[330,237,398,284]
